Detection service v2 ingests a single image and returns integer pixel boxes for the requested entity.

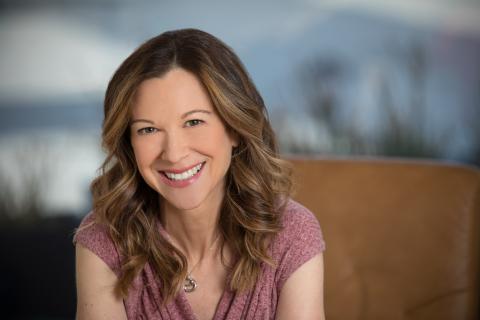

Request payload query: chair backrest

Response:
[290,157,480,320]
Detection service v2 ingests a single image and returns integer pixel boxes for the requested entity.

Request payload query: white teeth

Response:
[164,163,203,181]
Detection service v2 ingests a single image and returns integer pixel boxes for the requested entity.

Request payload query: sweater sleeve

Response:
[274,200,326,293]
[72,211,122,277]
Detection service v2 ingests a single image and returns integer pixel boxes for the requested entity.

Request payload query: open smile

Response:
[158,161,206,188]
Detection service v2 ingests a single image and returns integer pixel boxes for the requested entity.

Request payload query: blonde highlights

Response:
[79,28,292,302]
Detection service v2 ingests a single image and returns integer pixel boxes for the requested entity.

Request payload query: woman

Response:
[74,28,326,320]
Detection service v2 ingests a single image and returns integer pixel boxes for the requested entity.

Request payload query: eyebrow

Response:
[130,119,154,126]
[130,109,212,126]
[181,109,212,119]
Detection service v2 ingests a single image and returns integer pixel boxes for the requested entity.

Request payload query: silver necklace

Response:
[181,232,221,293]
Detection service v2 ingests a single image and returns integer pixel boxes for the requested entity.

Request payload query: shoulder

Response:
[278,199,324,244]
[73,211,110,248]
[73,211,122,276]
[75,212,128,319]
[271,199,326,292]
[282,199,318,224]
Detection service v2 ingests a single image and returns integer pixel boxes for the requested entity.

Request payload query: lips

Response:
[158,161,206,188]
[161,162,204,174]
[162,162,204,180]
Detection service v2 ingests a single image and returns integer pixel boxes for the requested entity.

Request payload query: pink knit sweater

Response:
[73,199,326,319]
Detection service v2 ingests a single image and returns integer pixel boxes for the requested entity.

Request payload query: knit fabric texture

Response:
[73,199,326,319]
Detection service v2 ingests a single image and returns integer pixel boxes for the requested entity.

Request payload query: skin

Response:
[75,243,127,320]
[276,253,326,320]
[76,67,325,319]
[130,68,238,319]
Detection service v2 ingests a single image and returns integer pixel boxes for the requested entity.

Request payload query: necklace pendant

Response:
[184,275,197,293]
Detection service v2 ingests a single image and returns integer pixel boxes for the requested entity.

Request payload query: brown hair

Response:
[84,28,292,302]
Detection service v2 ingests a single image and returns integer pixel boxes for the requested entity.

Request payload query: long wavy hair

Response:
[85,28,292,303]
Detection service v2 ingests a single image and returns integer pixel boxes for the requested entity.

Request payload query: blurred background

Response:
[0,0,479,318]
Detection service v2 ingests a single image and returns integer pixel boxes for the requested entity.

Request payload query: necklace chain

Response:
[186,231,221,275]
[166,231,221,293]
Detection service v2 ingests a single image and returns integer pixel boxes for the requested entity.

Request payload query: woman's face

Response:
[130,68,237,212]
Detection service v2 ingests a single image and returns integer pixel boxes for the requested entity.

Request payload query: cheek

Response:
[193,130,233,158]
[196,123,234,147]
[131,141,160,189]
[131,139,159,168]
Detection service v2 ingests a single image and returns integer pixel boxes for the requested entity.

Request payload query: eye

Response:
[137,127,157,135]
[184,119,204,127]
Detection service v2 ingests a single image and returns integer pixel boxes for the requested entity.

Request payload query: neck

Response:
[160,196,223,263]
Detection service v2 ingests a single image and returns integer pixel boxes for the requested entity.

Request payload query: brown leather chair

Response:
[290,157,480,320]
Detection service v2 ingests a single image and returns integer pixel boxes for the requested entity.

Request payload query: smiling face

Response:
[130,68,238,212]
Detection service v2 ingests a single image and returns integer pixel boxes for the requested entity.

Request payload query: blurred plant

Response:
[467,68,480,166]
[300,56,345,142]
[283,39,463,161]
[0,136,53,223]
[0,170,16,221]
[374,42,443,158]
[376,39,443,158]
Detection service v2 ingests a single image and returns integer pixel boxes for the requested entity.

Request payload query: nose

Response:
[160,130,188,163]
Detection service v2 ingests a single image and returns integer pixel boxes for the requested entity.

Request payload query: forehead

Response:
[132,68,214,117]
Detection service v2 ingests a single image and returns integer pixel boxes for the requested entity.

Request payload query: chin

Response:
[161,194,206,212]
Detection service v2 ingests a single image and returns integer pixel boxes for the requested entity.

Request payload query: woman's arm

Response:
[75,243,128,320]
[276,253,325,320]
